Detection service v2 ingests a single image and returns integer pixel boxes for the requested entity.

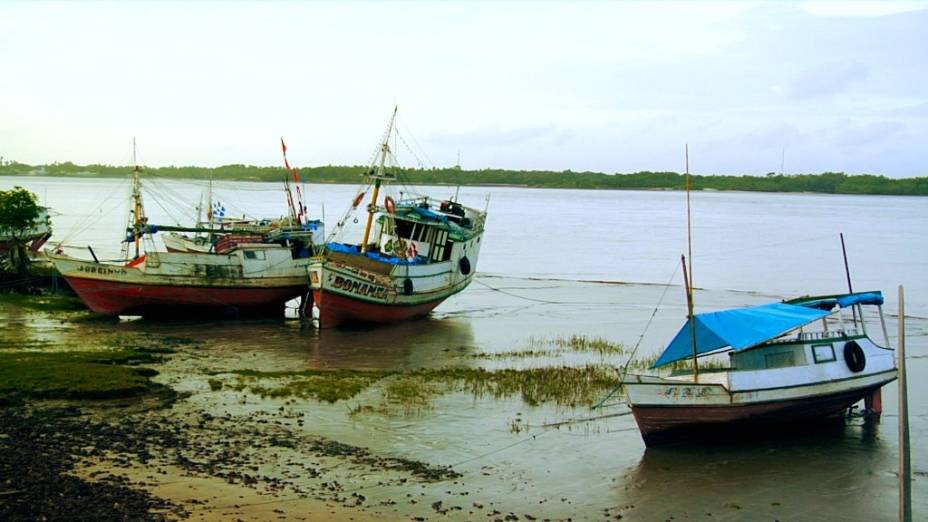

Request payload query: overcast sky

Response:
[2,1,926,177]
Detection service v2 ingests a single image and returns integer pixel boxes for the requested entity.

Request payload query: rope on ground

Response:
[471,277,576,305]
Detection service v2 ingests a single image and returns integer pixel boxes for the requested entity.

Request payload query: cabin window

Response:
[394,219,414,239]
[431,230,449,262]
[812,344,836,364]
[243,250,265,260]
[441,241,453,261]
[764,351,795,369]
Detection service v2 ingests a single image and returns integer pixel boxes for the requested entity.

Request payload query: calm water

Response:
[4,175,926,315]
[2,175,926,520]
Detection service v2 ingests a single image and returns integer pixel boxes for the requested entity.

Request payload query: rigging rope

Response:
[591,260,681,411]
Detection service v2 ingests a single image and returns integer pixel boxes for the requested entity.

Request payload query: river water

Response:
[2,175,926,520]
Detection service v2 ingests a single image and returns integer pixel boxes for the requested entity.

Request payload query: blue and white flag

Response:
[211,202,226,221]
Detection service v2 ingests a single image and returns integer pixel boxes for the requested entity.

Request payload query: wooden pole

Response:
[840,233,858,324]
[685,144,693,288]
[681,254,698,382]
[898,285,911,522]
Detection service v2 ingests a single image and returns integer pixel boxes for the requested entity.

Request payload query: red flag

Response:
[291,168,300,183]
[284,157,292,171]
[280,137,287,154]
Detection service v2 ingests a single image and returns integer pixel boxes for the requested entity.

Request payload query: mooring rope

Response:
[591,260,681,411]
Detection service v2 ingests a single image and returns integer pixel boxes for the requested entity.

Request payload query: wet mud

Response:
[2,277,926,521]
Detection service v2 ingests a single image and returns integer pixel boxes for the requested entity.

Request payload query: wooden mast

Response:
[361,107,397,254]
[684,144,698,382]
[682,254,698,382]
[131,137,144,259]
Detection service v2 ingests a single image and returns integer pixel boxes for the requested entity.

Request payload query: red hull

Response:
[64,276,307,317]
[311,289,444,327]
[631,385,882,446]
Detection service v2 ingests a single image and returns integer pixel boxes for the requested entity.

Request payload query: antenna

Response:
[780,147,785,176]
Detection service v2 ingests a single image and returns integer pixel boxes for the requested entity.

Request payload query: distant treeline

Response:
[1,161,926,196]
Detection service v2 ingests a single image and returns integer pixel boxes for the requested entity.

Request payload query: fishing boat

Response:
[624,289,898,446]
[306,109,488,327]
[47,140,322,317]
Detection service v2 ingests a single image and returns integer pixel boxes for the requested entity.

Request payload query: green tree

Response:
[0,186,42,275]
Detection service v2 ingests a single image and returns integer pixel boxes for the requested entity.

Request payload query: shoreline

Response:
[2,172,925,197]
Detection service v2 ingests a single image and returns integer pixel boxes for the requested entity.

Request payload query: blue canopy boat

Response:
[624,291,897,446]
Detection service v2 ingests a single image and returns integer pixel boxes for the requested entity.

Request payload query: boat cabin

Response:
[328,197,485,267]
[655,291,892,375]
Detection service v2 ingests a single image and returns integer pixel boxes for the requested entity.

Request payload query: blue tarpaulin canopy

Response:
[651,302,831,368]
[789,291,884,311]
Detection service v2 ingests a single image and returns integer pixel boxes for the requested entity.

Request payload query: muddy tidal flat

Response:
[1,276,926,521]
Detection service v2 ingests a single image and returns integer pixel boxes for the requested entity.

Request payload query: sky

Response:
[1,1,926,177]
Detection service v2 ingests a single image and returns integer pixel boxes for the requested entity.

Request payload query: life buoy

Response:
[403,278,414,296]
[843,341,866,373]
[459,256,471,275]
[384,196,396,214]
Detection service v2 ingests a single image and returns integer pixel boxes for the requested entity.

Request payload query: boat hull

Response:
[48,250,310,317]
[627,370,896,446]
[311,288,445,326]
[64,275,306,317]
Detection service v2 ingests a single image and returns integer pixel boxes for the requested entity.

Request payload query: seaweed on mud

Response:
[222,368,395,403]
[472,335,627,359]
[230,365,622,411]
[0,348,170,401]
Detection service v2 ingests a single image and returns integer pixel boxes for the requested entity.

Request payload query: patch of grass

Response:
[527,335,626,356]
[0,348,164,400]
[223,369,394,403]
[219,364,623,410]
[468,349,561,359]
[207,379,223,391]
[411,365,619,408]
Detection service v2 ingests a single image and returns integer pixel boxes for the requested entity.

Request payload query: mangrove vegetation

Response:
[2,160,926,196]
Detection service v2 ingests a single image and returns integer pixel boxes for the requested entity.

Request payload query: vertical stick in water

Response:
[685,145,693,287]
[898,285,911,522]
[840,233,858,324]
[681,254,698,382]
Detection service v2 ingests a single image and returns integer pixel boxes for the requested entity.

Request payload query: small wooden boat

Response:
[307,109,487,327]
[624,291,898,445]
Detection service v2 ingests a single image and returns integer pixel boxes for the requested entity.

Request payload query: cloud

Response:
[787,63,869,99]
[834,120,905,148]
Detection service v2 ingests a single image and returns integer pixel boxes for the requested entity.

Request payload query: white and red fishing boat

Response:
[624,290,898,445]
[307,109,488,327]
[47,140,322,317]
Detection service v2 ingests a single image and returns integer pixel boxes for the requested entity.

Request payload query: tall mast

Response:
[131,137,144,259]
[685,144,693,288]
[360,107,397,253]
[684,145,697,382]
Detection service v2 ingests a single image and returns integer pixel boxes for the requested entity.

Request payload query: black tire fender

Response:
[403,278,414,296]
[843,341,866,373]
[459,256,471,276]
